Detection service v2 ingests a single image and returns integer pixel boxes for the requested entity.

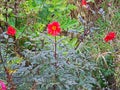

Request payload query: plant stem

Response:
[54,36,57,60]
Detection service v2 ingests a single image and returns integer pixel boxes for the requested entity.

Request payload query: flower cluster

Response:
[7,26,16,36]
[104,32,116,42]
[47,21,61,36]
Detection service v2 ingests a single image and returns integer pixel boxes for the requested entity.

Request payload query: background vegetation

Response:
[0,0,120,90]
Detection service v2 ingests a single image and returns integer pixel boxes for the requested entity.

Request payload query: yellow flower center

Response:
[52,26,57,30]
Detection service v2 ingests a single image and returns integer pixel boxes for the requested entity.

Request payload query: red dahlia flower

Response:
[104,32,116,42]
[0,80,7,90]
[47,21,61,36]
[81,0,87,6]
[7,26,16,36]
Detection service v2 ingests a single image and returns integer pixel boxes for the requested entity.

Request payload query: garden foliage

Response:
[0,0,120,90]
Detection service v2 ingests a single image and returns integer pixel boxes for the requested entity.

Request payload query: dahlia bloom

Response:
[0,80,7,90]
[81,0,87,6]
[7,26,16,36]
[47,21,61,36]
[104,32,116,42]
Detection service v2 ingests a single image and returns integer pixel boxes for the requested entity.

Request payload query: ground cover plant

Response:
[0,0,120,90]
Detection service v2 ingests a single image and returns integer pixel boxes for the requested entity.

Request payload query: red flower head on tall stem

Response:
[47,21,61,36]
[7,26,16,36]
[0,80,7,90]
[81,0,87,6]
[104,32,116,42]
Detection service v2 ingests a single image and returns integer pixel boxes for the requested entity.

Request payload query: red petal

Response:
[104,36,109,42]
